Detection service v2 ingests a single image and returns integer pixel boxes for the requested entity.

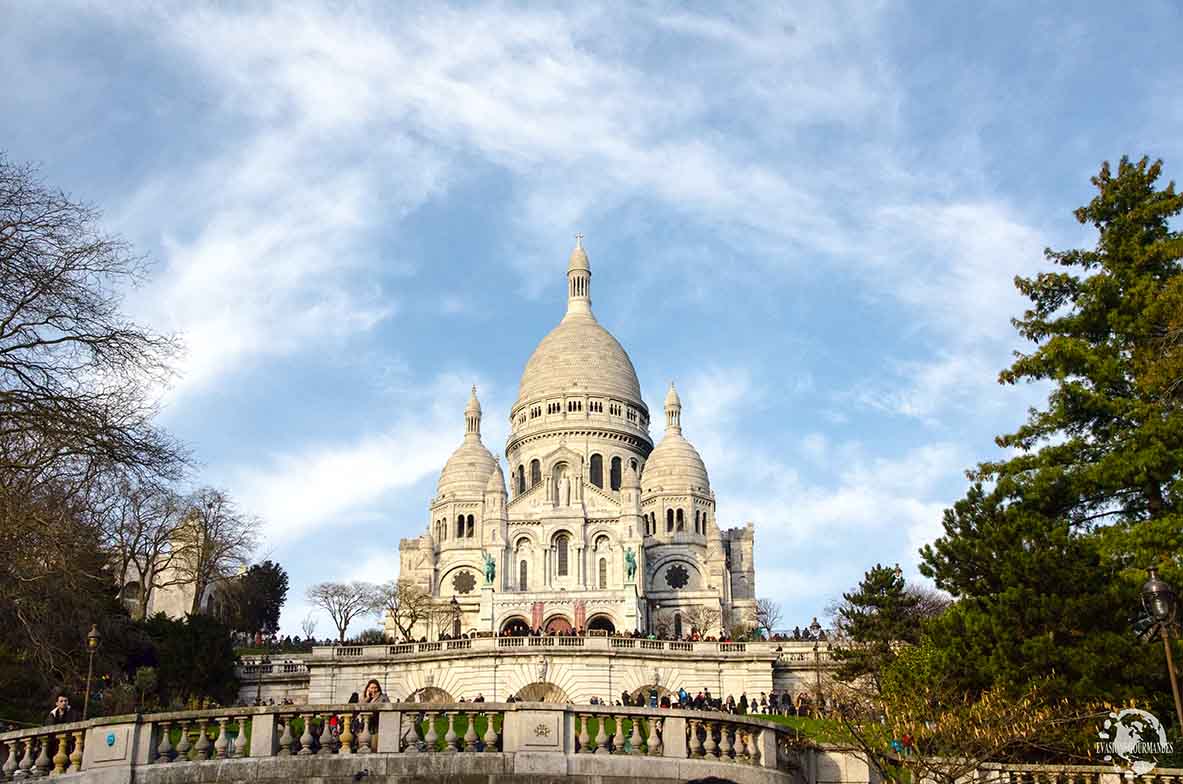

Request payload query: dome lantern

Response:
[664,382,682,433]
[566,234,592,318]
[465,385,482,439]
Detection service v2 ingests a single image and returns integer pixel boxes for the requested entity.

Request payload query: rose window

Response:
[665,564,689,589]
[452,571,476,594]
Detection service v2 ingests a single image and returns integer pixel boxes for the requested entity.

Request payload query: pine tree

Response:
[920,157,1183,712]
[833,564,921,691]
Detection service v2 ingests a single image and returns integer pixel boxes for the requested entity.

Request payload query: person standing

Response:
[48,694,77,724]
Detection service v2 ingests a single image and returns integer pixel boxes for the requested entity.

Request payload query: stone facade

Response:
[396,239,757,640]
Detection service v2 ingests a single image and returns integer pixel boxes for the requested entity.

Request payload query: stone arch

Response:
[500,616,530,635]
[628,684,674,705]
[407,686,454,704]
[543,614,572,634]
[587,613,615,633]
[514,682,570,703]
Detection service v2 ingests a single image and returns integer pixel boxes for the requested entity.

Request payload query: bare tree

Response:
[373,579,433,641]
[300,613,318,641]
[0,155,184,492]
[682,604,722,636]
[753,598,782,637]
[306,582,376,643]
[102,477,190,619]
[170,488,259,615]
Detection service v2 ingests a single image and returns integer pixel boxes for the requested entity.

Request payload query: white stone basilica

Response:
[395,239,756,640]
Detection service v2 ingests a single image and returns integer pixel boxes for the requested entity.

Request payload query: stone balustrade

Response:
[316,636,825,660]
[0,702,795,782]
[3,710,1179,784]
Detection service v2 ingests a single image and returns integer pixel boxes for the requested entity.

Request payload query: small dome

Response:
[664,383,681,409]
[438,438,497,497]
[438,386,496,497]
[642,431,710,495]
[485,460,507,494]
[643,383,709,495]
[568,234,590,272]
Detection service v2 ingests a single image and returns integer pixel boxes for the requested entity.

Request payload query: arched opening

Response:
[456,514,464,539]
[674,613,683,639]
[544,615,572,634]
[517,465,525,494]
[627,684,674,706]
[466,514,474,538]
[589,454,604,488]
[587,614,615,634]
[519,559,528,591]
[694,509,700,533]
[666,508,674,533]
[598,557,608,589]
[500,616,530,636]
[555,534,569,577]
[610,456,622,490]
[514,682,570,703]
[530,459,541,487]
[407,686,454,704]
[676,508,684,532]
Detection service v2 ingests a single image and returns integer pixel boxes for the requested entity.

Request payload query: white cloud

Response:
[230,373,502,547]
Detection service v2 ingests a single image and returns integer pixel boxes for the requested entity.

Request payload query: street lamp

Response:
[1142,567,1183,730]
[809,617,823,719]
[450,595,461,638]
[83,624,101,719]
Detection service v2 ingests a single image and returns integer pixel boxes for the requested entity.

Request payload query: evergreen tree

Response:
[833,564,921,690]
[921,157,1183,714]
[231,560,289,636]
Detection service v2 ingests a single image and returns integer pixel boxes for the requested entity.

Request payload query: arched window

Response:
[676,508,684,532]
[695,510,701,533]
[466,514,475,538]
[598,558,608,589]
[530,459,541,487]
[517,465,525,494]
[610,457,622,490]
[456,515,465,538]
[519,560,528,590]
[666,508,674,533]
[674,613,683,639]
[590,454,604,488]
[556,535,569,577]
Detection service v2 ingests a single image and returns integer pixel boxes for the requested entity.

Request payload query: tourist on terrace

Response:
[48,693,77,725]
[362,679,389,703]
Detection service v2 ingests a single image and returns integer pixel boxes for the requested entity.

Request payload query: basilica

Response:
[395,239,756,640]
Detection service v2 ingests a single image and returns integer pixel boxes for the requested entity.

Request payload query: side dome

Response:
[641,383,711,495]
[437,386,498,497]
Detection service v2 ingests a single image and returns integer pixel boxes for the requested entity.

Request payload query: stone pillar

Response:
[662,716,687,759]
[479,586,495,634]
[375,711,401,753]
[249,712,277,757]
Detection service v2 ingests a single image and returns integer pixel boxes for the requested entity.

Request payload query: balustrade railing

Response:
[304,637,831,662]
[0,724,84,778]
[0,703,801,780]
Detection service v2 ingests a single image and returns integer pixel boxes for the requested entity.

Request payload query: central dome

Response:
[517,314,643,404]
[515,238,643,408]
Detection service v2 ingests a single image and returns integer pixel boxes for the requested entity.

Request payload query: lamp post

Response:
[83,624,100,719]
[809,617,823,719]
[450,595,461,638]
[1142,567,1183,730]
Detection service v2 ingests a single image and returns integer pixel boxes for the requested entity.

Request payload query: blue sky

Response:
[4,2,1181,637]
